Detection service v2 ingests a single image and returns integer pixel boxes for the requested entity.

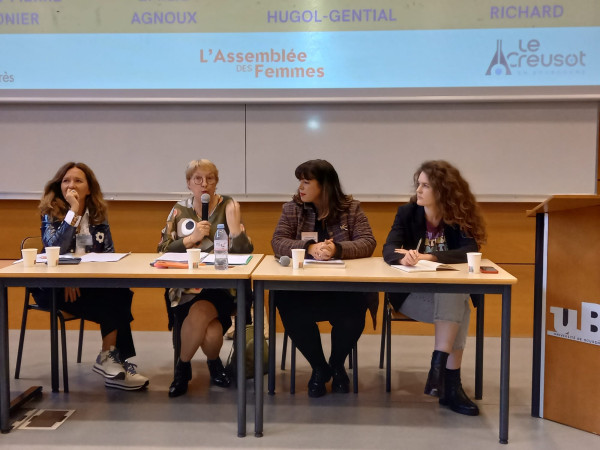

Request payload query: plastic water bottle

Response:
[214,224,229,270]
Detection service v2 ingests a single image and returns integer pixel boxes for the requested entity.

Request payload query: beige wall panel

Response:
[480,203,538,264]
[0,200,538,261]
[2,200,535,337]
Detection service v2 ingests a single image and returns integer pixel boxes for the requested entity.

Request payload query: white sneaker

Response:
[93,346,125,379]
[104,361,149,391]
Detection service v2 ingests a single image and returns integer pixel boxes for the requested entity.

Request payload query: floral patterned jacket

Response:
[41,213,114,254]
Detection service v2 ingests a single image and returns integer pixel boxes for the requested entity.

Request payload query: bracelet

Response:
[65,210,81,227]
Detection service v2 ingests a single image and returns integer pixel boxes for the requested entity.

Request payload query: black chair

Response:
[379,292,485,397]
[14,236,85,393]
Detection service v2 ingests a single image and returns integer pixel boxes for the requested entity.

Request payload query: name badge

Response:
[75,233,93,255]
[301,232,318,241]
[77,234,93,246]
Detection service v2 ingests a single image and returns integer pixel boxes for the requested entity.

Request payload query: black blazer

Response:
[383,202,478,265]
[382,202,480,309]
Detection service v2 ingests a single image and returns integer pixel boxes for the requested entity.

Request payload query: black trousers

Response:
[32,287,136,360]
[276,290,368,369]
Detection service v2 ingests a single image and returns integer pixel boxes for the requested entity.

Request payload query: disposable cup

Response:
[291,249,305,269]
[467,252,482,274]
[187,248,201,269]
[21,248,37,267]
[45,246,61,267]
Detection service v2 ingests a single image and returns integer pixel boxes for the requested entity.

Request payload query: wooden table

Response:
[0,253,264,436]
[252,256,517,443]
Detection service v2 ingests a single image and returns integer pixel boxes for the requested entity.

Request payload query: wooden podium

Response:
[528,196,600,435]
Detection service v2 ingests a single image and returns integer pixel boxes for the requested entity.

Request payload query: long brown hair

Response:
[411,160,487,246]
[39,162,108,224]
[292,159,352,221]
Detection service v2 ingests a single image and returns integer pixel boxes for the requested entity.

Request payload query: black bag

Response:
[225,324,269,379]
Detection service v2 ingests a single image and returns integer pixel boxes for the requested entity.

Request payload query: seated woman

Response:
[272,159,376,398]
[158,159,253,398]
[383,160,487,416]
[32,162,148,391]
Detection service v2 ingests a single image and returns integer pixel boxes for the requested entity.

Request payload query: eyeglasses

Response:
[191,175,216,185]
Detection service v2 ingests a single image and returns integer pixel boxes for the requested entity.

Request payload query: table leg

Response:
[254,280,264,437]
[475,298,485,400]
[0,285,10,433]
[236,280,246,438]
[531,212,545,417]
[499,285,512,444]
[268,290,276,396]
[51,289,59,393]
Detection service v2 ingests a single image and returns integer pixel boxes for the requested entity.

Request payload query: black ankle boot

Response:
[169,359,192,398]
[439,369,479,416]
[308,365,332,398]
[424,350,449,398]
[330,361,350,394]
[207,358,231,388]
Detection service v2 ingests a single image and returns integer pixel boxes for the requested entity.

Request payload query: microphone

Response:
[277,255,291,267]
[201,193,210,221]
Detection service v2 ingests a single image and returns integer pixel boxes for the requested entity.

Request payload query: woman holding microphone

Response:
[158,159,253,398]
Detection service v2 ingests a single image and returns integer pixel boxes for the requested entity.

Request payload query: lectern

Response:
[528,195,600,435]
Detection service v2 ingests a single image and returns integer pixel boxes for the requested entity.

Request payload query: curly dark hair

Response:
[292,159,352,221]
[39,162,108,224]
[411,160,487,246]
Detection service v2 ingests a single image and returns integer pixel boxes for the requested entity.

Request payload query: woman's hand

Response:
[225,199,243,237]
[64,287,81,303]
[395,248,420,266]
[187,220,211,246]
[394,248,437,266]
[64,188,80,212]
[309,239,336,261]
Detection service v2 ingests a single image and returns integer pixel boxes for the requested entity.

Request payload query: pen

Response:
[415,238,422,252]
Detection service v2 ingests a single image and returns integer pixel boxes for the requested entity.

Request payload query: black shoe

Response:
[207,358,231,388]
[330,363,350,394]
[169,359,192,398]
[439,369,479,416]
[308,365,332,398]
[424,350,449,398]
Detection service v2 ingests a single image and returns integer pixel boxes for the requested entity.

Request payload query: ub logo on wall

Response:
[548,302,600,346]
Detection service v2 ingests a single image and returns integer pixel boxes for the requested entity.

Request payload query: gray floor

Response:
[2,330,597,449]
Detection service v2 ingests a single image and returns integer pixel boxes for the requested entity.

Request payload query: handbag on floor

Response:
[225,324,269,379]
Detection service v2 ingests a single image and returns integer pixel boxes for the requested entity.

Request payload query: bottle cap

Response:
[217,224,225,229]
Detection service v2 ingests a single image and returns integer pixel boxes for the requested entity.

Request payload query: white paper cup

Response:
[291,248,305,269]
[45,246,61,267]
[187,248,201,269]
[21,248,37,267]
[467,252,482,274]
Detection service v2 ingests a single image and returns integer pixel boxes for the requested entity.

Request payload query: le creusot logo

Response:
[486,38,587,76]
[547,301,600,346]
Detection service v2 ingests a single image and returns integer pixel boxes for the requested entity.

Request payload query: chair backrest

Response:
[389,308,414,321]
[384,293,416,322]
[21,236,44,252]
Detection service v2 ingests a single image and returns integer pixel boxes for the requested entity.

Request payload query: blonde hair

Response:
[185,159,219,183]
